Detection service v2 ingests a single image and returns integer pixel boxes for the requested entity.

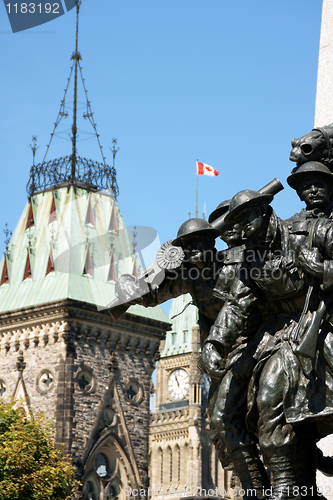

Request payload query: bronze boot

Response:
[231,445,270,500]
[265,447,301,500]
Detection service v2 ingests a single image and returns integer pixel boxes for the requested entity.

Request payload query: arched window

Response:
[174,445,180,486]
[157,447,163,487]
[82,435,139,500]
[94,453,109,478]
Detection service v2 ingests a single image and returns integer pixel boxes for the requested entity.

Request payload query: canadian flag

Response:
[196,161,219,177]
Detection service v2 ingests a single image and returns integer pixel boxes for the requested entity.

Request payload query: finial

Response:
[29,136,39,166]
[3,223,12,252]
[110,138,119,169]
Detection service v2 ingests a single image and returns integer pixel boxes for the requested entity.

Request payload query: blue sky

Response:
[0,0,323,268]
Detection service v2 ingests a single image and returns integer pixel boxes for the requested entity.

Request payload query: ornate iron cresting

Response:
[26,155,119,198]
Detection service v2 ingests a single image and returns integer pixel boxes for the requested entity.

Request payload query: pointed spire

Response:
[26,1,119,199]
[83,247,93,277]
[70,0,82,182]
[85,198,94,226]
[49,196,57,223]
[110,138,119,170]
[26,202,34,229]
[23,252,32,280]
[1,257,9,285]
[46,247,55,275]
[108,254,117,282]
[108,204,118,232]
[29,136,39,166]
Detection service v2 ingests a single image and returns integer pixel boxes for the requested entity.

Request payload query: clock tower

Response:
[149,294,235,500]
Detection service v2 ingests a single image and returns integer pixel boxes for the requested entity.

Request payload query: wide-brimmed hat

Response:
[208,199,231,223]
[172,218,220,246]
[287,161,333,189]
[224,190,273,224]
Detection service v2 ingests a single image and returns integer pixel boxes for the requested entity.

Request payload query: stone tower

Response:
[0,3,170,499]
[149,294,234,500]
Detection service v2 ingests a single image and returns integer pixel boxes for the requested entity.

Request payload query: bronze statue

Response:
[110,137,333,499]
[290,124,333,172]
[202,176,333,499]
[114,216,244,348]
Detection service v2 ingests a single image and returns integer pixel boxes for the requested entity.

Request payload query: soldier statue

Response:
[202,175,333,499]
[109,128,333,500]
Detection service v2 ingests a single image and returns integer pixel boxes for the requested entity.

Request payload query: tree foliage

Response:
[0,399,77,500]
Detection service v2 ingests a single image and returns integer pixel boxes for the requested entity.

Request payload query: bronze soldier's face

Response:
[297,174,333,211]
[236,205,264,238]
[220,224,243,247]
[182,236,214,269]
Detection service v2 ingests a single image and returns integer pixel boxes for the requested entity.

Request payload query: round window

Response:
[124,378,144,404]
[106,484,118,499]
[83,478,98,500]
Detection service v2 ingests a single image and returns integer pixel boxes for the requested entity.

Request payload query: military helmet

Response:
[208,199,231,223]
[172,218,220,247]
[287,161,333,190]
[224,190,273,224]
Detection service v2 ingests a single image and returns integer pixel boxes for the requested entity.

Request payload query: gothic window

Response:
[132,260,138,278]
[83,478,98,500]
[85,198,95,226]
[94,453,109,478]
[75,366,96,393]
[77,371,93,392]
[46,247,55,275]
[166,446,172,486]
[183,330,188,343]
[1,257,9,285]
[23,252,32,280]
[108,205,118,233]
[107,254,117,282]
[181,443,189,487]
[174,445,180,485]
[83,438,132,500]
[106,483,119,499]
[83,247,93,277]
[49,196,57,223]
[158,447,163,486]
[124,378,144,404]
[36,369,54,395]
[26,202,34,229]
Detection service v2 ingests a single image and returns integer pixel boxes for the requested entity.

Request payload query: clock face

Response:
[168,369,190,401]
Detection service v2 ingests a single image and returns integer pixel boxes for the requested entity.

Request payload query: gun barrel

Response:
[258,178,284,197]
[211,178,284,232]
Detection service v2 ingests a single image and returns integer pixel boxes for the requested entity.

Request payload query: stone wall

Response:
[0,299,169,498]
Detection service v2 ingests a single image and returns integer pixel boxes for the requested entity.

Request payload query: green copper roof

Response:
[0,185,170,324]
[160,293,198,357]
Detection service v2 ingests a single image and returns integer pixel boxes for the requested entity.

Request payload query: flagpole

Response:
[196,160,198,218]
